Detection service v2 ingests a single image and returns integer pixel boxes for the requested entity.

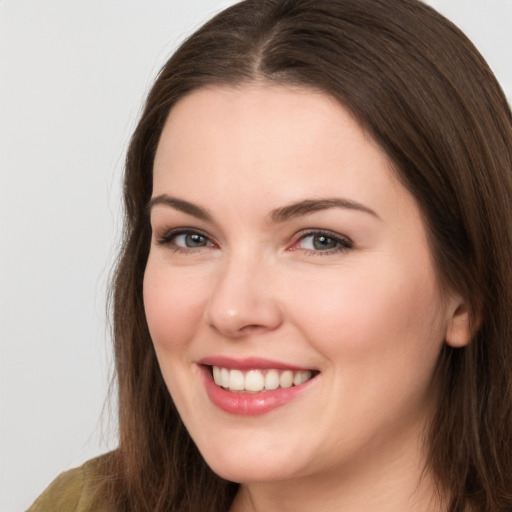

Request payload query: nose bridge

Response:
[204,248,282,338]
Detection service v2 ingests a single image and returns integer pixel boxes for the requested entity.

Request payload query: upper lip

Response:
[198,355,315,371]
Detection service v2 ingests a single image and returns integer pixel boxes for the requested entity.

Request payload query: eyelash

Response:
[155,228,353,256]
[156,228,215,254]
[292,230,353,256]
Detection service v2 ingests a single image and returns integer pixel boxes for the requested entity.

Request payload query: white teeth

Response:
[264,369,280,390]
[229,369,245,391]
[245,370,265,392]
[220,368,230,388]
[212,366,315,392]
[294,370,312,386]
[280,370,293,389]
[213,366,221,384]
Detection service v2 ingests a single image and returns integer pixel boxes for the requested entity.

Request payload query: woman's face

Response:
[144,85,463,485]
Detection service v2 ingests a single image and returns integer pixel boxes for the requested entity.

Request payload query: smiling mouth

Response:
[209,366,318,393]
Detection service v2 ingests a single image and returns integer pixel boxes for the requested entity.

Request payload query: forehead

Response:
[152,85,423,229]
[155,86,388,186]
[155,84,351,170]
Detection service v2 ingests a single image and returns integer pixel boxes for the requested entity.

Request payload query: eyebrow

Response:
[270,198,380,223]
[147,194,212,221]
[147,194,379,222]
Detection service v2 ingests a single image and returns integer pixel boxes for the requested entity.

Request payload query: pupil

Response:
[313,235,337,250]
[186,234,205,247]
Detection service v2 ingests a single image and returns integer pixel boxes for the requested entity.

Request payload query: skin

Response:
[143,84,471,512]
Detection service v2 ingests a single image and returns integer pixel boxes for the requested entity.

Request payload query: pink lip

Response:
[198,355,309,371]
[197,360,318,416]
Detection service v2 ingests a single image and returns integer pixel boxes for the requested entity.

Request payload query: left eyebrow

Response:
[270,198,380,223]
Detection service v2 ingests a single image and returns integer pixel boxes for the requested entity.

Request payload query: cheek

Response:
[143,259,207,355]
[285,261,447,434]
[286,259,446,370]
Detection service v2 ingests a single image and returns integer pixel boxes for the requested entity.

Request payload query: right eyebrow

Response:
[147,194,213,222]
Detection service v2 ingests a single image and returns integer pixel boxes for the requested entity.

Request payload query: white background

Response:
[1,1,510,511]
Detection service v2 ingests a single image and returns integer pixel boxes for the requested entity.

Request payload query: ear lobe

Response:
[445,299,473,348]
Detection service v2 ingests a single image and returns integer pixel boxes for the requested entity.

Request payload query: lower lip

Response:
[199,365,317,416]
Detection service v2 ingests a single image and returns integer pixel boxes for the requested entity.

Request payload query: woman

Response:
[28,0,512,511]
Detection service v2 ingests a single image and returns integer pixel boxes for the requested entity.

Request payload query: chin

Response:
[191,427,311,484]
[204,455,298,484]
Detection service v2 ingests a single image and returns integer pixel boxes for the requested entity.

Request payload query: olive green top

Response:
[26,455,112,512]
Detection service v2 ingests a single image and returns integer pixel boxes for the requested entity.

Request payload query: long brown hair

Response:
[104,1,512,510]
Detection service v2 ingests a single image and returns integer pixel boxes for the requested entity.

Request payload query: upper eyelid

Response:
[291,229,354,253]
[155,227,215,244]
[295,228,352,243]
[156,226,211,236]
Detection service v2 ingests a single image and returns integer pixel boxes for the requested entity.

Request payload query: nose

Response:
[203,255,283,339]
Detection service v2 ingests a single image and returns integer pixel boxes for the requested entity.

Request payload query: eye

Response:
[156,229,215,252]
[173,232,212,248]
[292,230,353,254]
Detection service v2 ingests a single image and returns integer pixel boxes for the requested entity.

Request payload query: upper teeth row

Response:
[212,366,313,392]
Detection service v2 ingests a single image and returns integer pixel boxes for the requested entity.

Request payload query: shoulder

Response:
[26,454,114,512]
